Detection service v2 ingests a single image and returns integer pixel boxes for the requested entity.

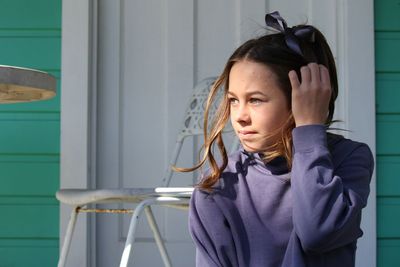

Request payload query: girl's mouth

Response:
[238,130,257,136]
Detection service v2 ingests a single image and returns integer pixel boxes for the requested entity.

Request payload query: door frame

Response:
[60,0,97,266]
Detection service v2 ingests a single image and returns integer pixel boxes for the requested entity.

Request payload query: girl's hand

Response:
[288,63,332,127]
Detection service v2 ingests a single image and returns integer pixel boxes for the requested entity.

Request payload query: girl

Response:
[184,12,374,267]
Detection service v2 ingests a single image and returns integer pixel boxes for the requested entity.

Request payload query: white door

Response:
[90,1,268,266]
[60,0,375,266]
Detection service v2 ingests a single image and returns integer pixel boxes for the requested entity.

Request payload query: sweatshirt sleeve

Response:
[189,188,238,267]
[291,125,374,253]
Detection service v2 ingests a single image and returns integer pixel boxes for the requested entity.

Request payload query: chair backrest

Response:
[162,77,239,186]
[179,77,230,137]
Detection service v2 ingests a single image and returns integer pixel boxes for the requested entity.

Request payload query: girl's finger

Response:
[319,65,331,89]
[288,70,301,91]
[308,63,320,84]
[300,65,311,84]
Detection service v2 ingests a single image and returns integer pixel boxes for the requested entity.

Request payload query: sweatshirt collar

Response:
[240,148,289,175]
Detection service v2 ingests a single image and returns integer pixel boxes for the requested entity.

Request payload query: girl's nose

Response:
[235,104,250,124]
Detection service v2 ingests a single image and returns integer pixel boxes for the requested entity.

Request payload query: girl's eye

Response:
[249,98,263,105]
[229,98,239,105]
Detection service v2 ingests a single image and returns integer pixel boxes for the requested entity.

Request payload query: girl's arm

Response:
[291,124,374,253]
[288,63,374,252]
[189,189,238,267]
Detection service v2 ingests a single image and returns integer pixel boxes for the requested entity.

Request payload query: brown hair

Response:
[177,25,338,191]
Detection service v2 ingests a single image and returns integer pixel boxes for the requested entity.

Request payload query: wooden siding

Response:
[0,0,61,266]
[375,0,400,266]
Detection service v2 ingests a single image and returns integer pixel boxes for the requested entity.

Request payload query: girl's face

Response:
[228,60,290,153]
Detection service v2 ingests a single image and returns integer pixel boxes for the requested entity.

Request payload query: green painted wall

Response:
[375,0,400,266]
[0,0,61,266]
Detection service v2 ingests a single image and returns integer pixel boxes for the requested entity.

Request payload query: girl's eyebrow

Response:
[227,90,268,97]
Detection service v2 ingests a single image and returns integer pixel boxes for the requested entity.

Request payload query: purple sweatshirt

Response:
[189,125,374,267]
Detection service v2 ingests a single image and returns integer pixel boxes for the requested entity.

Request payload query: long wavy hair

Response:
[176,25,338,191]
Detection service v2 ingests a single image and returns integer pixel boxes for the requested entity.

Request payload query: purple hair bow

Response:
[265,11,315,57]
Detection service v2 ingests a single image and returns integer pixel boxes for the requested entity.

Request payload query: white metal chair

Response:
[57,77,239,267]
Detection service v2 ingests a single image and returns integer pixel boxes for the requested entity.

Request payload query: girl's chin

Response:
[241,140,275,154]
[241,143,264,153]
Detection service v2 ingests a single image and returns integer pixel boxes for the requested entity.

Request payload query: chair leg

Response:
[58,207,80,267]
[145,206,172,267]
[119,199,151,267]
[119,198,173,267]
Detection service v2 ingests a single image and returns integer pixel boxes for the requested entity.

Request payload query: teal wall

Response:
[375,0,400,266]
[0,0,61,266]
